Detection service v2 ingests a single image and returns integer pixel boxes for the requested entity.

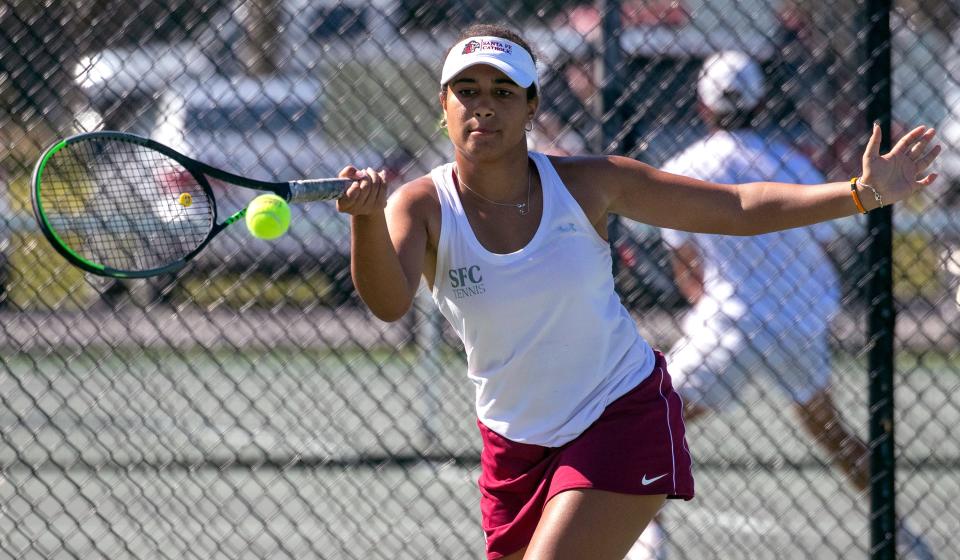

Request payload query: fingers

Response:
[345,169,373,208]
[914,142,942,174]
[917,173,938,187]
[889,125,928,157]
[375,169,388,206]
[336,166,388,216]
[907,127,936,157]
[865,121,882,159]
[917,173,939,187]
[336,169,367,213]
[908,128,939,167]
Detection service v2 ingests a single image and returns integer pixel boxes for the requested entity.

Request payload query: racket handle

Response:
[287,178,353,203]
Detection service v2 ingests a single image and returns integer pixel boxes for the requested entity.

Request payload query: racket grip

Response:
[287,178,353,203]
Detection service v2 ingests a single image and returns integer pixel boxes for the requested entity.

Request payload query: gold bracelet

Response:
[850,177,867,214]
[856,177,884,209]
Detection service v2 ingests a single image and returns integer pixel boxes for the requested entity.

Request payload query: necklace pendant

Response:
[518,203,529,216]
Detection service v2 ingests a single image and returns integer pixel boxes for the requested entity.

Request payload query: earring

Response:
[524,120,533,132]
[439,117,447,129]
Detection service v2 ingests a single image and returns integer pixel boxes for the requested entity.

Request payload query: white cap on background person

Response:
[697,51,764,114]
[441,36,539,92]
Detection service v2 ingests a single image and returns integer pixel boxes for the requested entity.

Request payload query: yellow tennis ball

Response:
[179,192,193,207]
[245,194,291,240]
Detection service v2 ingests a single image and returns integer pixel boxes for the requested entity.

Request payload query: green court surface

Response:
[1,348,956,558]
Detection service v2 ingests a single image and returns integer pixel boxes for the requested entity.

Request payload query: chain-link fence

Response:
[1,1,958,558]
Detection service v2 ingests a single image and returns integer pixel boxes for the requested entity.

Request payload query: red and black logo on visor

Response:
[462,40,481,54]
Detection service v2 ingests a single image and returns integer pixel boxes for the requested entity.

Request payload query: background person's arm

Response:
[669,241,705,305]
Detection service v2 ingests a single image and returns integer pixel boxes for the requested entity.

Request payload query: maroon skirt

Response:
[477,351,695,559]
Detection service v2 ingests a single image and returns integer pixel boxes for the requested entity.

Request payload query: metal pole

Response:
[597,0,623,272]
[597,0,623,155]
[863,1,896,558]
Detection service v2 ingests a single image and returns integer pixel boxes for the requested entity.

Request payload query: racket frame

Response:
[31,131,350,278]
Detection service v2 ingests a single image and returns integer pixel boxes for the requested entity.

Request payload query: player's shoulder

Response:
[547,152,642,167]
[394,174,437,196]
[545,154,660,217]
[548,153,654,183]
[388,174,440,216]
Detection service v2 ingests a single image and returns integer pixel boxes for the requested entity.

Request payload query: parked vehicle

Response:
[74,43,216,135]
[73,46,398,303]
[150,74,397,300]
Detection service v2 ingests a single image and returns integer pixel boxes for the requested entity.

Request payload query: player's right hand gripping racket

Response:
[31,131,353,278]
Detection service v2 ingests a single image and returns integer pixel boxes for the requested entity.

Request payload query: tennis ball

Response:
[245,194,291,240]
[179,192,193,207]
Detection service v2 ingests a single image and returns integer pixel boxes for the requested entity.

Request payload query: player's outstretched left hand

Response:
[860,123,941,207]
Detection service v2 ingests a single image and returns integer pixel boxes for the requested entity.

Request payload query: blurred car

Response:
[74,43,217,135]
[71,35,416,305]
[150,73,396,299]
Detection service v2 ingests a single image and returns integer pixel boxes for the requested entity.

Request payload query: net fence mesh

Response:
[1,1,959,558]
[38,137,214,272]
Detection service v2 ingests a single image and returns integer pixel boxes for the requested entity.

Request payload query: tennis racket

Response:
[31,131,353,279]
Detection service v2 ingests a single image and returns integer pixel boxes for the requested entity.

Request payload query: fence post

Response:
[597,0,623,155]
[863,1,896,558]
[597,0,623,271]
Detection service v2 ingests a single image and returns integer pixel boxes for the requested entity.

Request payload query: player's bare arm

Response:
[340,168,437,321]
[383,177,441,302]
[338,165,408,321]
[556,155,745,234]
[572,124,940,236]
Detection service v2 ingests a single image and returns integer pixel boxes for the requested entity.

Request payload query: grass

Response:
[5,231,97,311]
[893,231,944,299]
[176,270,345,310]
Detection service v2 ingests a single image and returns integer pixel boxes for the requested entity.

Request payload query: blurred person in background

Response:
[526,44,598,156]
[629,51,934,560]
[931,12,960,207]
[528,0,689,157]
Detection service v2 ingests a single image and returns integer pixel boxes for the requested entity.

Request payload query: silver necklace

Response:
[456,165,532,216]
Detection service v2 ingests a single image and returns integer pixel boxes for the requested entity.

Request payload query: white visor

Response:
[441,36,539,92]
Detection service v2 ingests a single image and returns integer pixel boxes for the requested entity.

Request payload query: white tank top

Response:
[430,151,655,447]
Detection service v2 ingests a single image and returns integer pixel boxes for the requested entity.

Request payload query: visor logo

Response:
[462,39,513,56]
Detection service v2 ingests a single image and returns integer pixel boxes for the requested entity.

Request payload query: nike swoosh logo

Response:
[641,473,669,486]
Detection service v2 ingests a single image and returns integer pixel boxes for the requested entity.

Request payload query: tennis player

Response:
[335,24,941,560]
[629,51,933,560]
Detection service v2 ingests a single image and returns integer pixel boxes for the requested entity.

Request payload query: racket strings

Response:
[39,138,213,272]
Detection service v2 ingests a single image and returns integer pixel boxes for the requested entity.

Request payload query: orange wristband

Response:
[850,177,867,214]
